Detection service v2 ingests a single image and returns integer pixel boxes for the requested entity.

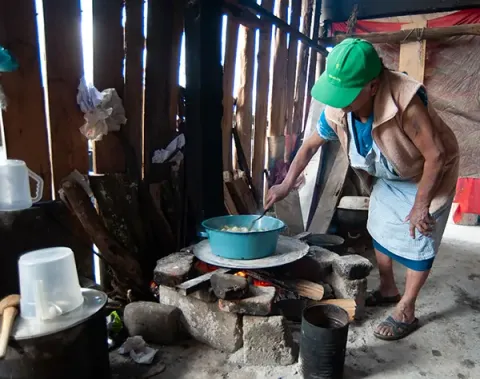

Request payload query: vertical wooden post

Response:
[185,0,225,226]
[399,19,427,83]
[268,0,289,138]
[291,0,313,135]
[305,0,322,114]
[235,25,255,169]
[43,0,88,193]
[222,18,239,173]
[284,0,302,161]
[144,0,183,183]
[92,0,125,174]
[0,1,52,199]
[285,0,301,135]
[252,0,274,203]
[124,0,146,178]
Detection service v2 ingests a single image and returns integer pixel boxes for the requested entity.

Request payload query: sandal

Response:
[373,316,419,341]
[365,290,401,307]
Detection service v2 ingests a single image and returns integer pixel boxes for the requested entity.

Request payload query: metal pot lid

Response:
[12,288,107,340]
[193,235,309,269]
[337,196,370,210]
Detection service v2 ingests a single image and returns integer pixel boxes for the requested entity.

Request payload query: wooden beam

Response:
[185,0,225,224]
[235,26,255,168]
[123,0,146,178]
[239,0,328,55]
[251,0,274,204]
[399,19,427,83]
[269,0,289,137]
[291,0,313,135]
[326,23,480,45]
[222,18,239,173]
[43,0,88,192]
[0,0,53,199]
[308,141,349,233]
[92,0,125,174]
[322,0,480,23]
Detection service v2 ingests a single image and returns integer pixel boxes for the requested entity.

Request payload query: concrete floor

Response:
[111,224,480,379]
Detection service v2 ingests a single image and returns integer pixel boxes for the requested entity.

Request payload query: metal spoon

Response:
[248,208,268,231]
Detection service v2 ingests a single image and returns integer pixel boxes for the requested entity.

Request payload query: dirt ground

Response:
[110,224,480,379]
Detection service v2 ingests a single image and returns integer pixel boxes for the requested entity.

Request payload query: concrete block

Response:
[123,301,181,345]
[333,254,373,280]
[211,272,249,300]
[218,286,276,316]
[159,285,242,353]
[326,272,367,319]
[242,315,298,366]
[287,247,340,282]
[153,252,194,287]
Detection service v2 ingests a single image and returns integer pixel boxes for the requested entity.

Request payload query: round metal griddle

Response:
[193,235,309,269]
[13,288,107,340]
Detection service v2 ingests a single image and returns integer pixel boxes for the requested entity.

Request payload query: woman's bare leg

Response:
[375,249,400,297]
[375,268,430,336]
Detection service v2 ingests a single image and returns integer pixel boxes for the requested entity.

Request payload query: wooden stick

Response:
[0,307,18,358]
[291,0,313,135]
[235,25,255,169]
[60,179,146,294]
[319,299,356,321]
[238,0,328,55]
[252,0,274,204]
[325,23,480,45]
[222,18,239,172]
[176,268,231,296]
[288,279,324,301]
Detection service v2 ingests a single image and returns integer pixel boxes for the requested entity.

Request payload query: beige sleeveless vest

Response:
[324,70,459,214]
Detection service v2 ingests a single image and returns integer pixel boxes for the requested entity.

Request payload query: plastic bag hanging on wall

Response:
[76,77,127,141]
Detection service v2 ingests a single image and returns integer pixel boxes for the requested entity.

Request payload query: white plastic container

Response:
[0,159,44,211]
[18,247,84,321]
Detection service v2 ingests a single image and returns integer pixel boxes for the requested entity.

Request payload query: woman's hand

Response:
[265,183,291,210]
[405,203,435,239]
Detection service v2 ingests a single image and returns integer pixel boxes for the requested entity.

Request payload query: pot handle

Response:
[28,169,44,203]
[198,231,208,238]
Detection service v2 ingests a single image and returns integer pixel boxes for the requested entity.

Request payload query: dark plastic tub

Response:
[300,304,350,379]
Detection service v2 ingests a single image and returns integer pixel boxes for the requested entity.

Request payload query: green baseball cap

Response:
[311,38,382,108]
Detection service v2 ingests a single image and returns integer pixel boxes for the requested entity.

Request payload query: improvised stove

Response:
[153,233,372,366]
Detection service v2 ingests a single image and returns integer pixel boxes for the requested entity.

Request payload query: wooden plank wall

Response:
[0,0,53,199]
[223,0,321,211]
[0,0,185,280]
[92,0,126,173]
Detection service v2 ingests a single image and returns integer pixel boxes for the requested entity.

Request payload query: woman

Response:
[266,38,459,340]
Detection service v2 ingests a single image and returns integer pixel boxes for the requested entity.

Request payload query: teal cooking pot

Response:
[200,215,286,260]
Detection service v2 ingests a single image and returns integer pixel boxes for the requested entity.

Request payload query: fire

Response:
[235,271,272,287]
[195,262,273,287]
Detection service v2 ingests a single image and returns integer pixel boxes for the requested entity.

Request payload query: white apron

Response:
[345,114,452,261]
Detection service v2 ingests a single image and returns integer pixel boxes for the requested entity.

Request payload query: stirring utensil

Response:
[248,209,268,231]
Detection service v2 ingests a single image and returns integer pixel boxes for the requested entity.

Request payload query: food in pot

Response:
[221,225,265,233]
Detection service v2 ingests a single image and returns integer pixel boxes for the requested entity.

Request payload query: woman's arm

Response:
[265,132,326,209]
[402,95,446,238]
